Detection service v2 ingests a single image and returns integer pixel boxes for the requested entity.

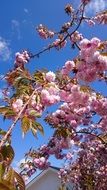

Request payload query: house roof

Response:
[26,166,60,189]
[49,166,60,171]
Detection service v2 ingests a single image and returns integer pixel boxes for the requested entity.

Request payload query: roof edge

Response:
[26,166,60,189]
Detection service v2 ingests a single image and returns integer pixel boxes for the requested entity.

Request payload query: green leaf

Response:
[99,134,107,144]
[0,163,5,181]
[28,109,41,117]
[0,164,15,190]
[31,121,38,137]
[21,116,31,136]
[3,168,15,187]
[21,116,44,137]
[15,76,30,87]
[36,94,41,104]
[33,70,45,83]
[4,110,16,119]
[33,121,44,135]
[0,107,10,115]
[0,153,3,162]
[0,106,16,119]
[100,52,107,56]
[15,85,31,97]
[80,85,91,93]
[0,167,25,190]
[31,127,38,137]
[0,129,7,136]
[0,145,15,163]
[14,170,25,190]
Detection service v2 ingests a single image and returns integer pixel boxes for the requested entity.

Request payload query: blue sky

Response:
[0,0,107,174]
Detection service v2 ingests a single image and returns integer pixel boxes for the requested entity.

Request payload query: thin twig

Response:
[76,130,107,145]
[30,4,86,59]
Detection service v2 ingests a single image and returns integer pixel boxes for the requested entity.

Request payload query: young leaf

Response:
[0,107,16,119]
[100,52,107,56]
[21,116,31,135]
[14,170,25,190]
[0,107,10,115]
[31,121,38,137]
[0,163,5,181]
[0,164,15,190]
[0,129,7,136]
[33,121,44,135]
[0,167,25,190]
[0,145,15,164]
[28,109,41,117]
[31,127,38,137]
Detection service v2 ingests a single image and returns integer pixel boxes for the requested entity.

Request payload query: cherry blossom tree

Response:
[0,0,107,189]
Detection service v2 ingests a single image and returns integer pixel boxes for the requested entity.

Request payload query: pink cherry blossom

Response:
[94,12,107,24]
[41,85,60,106]
[70,31,83,43]
[38,29,48,39]
[53,39,67,49]
[15,51,30,67]
[45,71,56,82]
[12,99,23,112]
[65,60,75,71]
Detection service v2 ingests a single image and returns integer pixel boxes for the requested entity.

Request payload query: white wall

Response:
[26,170,61,190]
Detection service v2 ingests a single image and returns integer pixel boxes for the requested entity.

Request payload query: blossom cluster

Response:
[21,136,72,179]
[58,140,107,189]
[37,24,54,39]
[70,31,83,43]
[94,11,107,24]
[61,60,75,75]
[53,38,67,49]
[76,37,107,82]
[41,86,60,106]
[14,50,30,67]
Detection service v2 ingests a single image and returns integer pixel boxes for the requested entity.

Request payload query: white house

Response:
[26,166,74,190]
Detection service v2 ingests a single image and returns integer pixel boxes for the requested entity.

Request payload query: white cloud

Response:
[12,19,21,40]
[24,8,29,13]
[0,37,11,61]
[86,0,107,15]
[12,19,20,27]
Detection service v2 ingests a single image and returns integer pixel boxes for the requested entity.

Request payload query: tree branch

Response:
[30,4,86,59]
[76,130,107,145]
